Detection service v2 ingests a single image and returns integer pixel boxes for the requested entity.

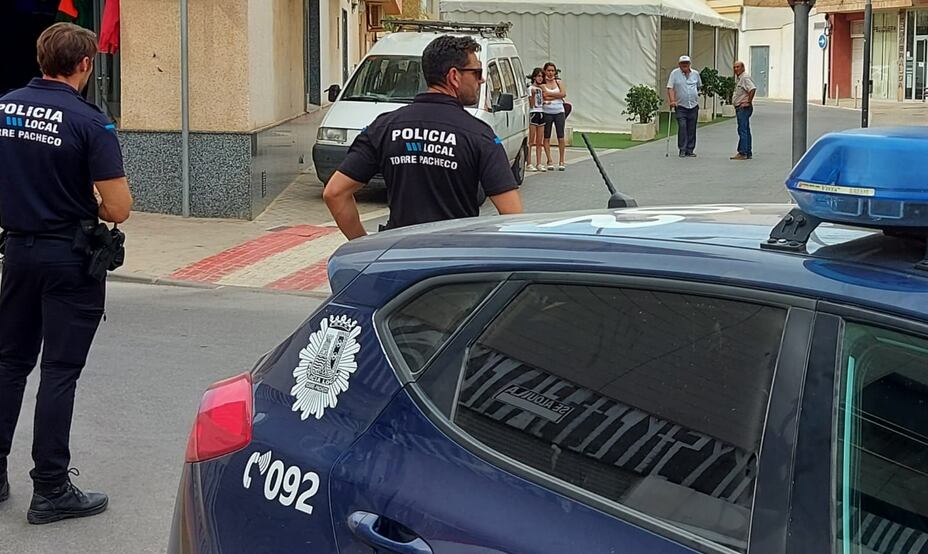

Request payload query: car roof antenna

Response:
[580,133,637,209]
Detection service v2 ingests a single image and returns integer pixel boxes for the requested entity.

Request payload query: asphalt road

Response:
[0,282,323,554]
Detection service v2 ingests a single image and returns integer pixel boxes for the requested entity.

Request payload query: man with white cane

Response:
[666,55,702,158]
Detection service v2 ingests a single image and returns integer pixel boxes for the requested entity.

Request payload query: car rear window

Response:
[387,281,497,374]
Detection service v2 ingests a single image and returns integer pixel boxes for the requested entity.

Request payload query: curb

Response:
[107,271,332,299]
[0,259,331,299]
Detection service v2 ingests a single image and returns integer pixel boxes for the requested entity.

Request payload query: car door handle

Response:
[347,511,432,554]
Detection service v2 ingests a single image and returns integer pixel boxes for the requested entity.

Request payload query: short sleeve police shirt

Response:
[0,79,125,233]
[337,92,517,229]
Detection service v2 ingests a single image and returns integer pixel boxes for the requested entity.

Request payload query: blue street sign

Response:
[818,34,828,49]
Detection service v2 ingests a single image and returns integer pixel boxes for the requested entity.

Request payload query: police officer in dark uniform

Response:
[323,35,523,239]
[0,23,132,524]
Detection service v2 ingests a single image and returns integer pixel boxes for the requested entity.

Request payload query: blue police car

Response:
[169,128,928,554]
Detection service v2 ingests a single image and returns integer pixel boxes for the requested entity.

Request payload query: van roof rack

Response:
[387,19,511,38]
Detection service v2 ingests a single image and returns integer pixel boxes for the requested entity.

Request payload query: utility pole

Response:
[181,0,190,217]
[788,0,815,166]
[861,0,872,127]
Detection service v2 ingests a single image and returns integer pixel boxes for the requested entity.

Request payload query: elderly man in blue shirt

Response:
[666,55,702,158]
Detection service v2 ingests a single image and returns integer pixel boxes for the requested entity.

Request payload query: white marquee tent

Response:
[441,0,738,133]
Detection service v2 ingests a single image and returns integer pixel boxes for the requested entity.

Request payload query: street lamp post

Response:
[862,0,872,127]
[788,0,815,166]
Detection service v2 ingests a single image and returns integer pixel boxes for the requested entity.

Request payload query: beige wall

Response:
[122,0,304,132]
[248,0,305,129]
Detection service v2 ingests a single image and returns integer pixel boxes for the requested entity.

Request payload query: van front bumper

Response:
[312,143,348,185]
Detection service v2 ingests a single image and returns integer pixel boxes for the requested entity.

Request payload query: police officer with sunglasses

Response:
[324,35,523,239]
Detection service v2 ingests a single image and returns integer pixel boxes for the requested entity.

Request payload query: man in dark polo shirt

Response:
[0,22,132,524]
[323,35,523,239]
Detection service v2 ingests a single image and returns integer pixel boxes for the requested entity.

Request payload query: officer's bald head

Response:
[37,23,98,79]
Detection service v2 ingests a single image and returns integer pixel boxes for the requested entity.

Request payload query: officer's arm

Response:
[489,190,523,215]
[323,171,367,240]
[95,177,133,223]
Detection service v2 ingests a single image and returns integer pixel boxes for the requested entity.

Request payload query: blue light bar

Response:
[786,127,928,229]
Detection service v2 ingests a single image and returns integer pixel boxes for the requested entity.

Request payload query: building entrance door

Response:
[914,38,927,100]
[750,46,769,97]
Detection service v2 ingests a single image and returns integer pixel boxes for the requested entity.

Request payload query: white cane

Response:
[665,106,675,158]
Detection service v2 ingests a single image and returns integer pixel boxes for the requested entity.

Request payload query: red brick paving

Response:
[265,259,330,292]
[169,225,337,283]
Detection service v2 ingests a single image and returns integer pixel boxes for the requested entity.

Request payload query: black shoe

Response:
[27,470,107,525]
[685,152,697,157]
[0,472,8,503]
[679,151,686,158]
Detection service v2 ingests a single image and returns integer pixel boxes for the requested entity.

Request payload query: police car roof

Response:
[332,204,928,321]
[367,29,508,56]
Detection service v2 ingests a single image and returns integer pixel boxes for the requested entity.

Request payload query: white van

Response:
[312,20,529,188]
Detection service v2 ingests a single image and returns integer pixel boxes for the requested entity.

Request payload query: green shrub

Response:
[622,84,661,124]
[699,67,720,99]
[717,75,736,105]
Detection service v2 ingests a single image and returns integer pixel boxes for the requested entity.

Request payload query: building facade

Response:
[708,0,828,100]
[818,0,927,102]
[117,0,399,219]
[5,0,400,220]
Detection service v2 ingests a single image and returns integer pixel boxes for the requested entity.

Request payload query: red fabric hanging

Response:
[57,0,78,17]
[98,0,120,54]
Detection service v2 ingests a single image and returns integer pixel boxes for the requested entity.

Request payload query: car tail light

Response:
[185,372,254,463]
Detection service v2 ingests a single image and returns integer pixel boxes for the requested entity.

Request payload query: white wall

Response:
[738,7,825,100]
[319,0,364,103]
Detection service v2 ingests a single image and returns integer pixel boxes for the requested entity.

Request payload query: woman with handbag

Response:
[541,62,569,171]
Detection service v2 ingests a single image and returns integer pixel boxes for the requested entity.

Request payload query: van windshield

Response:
[341,56,427,103]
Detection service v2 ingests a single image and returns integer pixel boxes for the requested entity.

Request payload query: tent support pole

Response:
[688,20,694,56]
[657,16,663,97]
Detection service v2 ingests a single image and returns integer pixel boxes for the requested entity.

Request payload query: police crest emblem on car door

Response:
[291,315,362,420]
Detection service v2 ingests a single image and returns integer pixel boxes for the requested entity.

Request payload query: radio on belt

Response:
[762,127,928,269]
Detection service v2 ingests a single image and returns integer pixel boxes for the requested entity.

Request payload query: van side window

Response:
[499,59,519,98]
[487,62,503,107]
[510,57,526,95]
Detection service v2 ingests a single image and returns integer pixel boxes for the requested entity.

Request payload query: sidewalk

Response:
[114,146,597,296]
[799,97,928,126]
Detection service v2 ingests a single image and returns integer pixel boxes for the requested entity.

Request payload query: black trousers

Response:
[675,105,699,155]
[0,236,105,493]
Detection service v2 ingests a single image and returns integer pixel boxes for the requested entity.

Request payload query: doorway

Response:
[342,9,349,84]
[750,46,769,97]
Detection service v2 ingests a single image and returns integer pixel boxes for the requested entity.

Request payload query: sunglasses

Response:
[455,67,483,79]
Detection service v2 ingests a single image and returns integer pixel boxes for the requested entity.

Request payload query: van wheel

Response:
[511,141,527,185]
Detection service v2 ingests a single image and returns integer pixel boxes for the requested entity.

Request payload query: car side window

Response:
[486,61,503,107]
[499,59,519,98]
[386,282,497,375]
[835,323,928,554]
[450,283,787,552]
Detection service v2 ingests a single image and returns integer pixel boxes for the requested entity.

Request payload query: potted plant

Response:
[698,67,718,123]
[622,84,661,141]
[717,75,737,117]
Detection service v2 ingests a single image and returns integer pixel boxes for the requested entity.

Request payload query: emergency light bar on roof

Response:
[762,127,928,270]
[388,19,512,38]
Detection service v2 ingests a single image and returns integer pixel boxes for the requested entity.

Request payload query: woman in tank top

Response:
[541,62,568,171]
